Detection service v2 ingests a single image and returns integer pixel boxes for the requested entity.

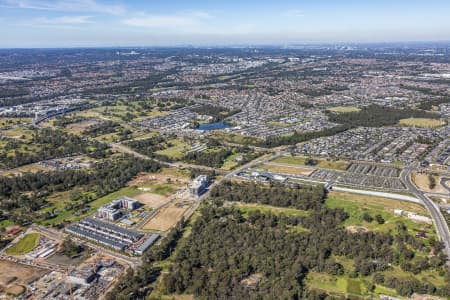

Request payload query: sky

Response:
[0,0,450,48]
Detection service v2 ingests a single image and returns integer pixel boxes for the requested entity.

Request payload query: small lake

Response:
[198,121,231,131]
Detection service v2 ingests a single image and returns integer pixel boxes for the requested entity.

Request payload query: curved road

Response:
[441,177,450,194]
[401,168,450,266]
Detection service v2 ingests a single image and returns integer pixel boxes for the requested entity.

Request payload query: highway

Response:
[400,168,450,266]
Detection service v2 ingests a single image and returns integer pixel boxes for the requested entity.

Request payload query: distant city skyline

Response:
[1,0,450,48]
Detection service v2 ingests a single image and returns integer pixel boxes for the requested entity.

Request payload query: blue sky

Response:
[0,0,449,48]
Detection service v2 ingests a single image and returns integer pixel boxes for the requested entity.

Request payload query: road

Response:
[400,168,450,266]
[332,186,421,203]
[184,151,287,220]
[108,142,228,175]
[441,177,450,194]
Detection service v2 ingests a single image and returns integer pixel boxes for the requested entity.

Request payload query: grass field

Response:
[326,191,435,237]
[236,202,310,217]
[210,131,262,145]
[273,156,349,171]
[0,118,31,130]
[155,139,189,160]
[6,233,40,255]
[328,106,361,113]
[399,118,445,128]
[221,153,239,170]
[259,163,314,176]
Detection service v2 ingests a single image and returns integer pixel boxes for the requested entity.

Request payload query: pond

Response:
[197,121,231,131]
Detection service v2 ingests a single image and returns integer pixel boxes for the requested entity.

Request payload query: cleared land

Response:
[399,118,445,128]
[326,191,434,237]
[0,260,48,297]
[412,172,448,194]
[155,139,189,160]
[134,193,169,208]
[259,163,314,176]
[235,202,309,217]
[143,204,188,231]
[273,156,349,171]
[6,233,40,255]
[328,106,361,113]
[66,119,100,133]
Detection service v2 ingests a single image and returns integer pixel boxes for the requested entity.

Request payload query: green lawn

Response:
[325,195,436,238]
[221,153,239,171]
[236,203,309,217]
[328,106,361,113]
[155,139,189,160]
[6,233,40,255]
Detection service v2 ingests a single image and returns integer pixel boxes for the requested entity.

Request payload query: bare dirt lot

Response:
[143,204,188,231]
[134,193,170,208]
[129,168,190,187]
[0,260,48,296]
[413,172,448,194]
[260,163,314,176]
[66,119,100,132]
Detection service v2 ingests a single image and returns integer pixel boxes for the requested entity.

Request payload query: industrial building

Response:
[66,218,143,251]
[189,175,209,197]
[96,196,141,221]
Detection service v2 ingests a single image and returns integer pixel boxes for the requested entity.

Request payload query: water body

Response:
[198,121,230,131]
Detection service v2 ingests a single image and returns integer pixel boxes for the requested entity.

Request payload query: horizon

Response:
[2,40,450,50]
[1,0,450,48]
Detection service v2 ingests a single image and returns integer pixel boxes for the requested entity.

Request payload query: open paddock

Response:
[328,106,361,113]
[66,119,100,132]
[0,260,48,294]
[399,118,445,128]
[259,163,314,176]
[143,203,189,231]
[134,193,170,209]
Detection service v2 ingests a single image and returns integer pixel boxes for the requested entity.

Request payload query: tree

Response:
[375,214,385,224]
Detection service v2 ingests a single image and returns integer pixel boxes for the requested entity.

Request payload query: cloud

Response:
[34,15,93,24]
[0,0,125,15]
[122,11,211,30]
[283,9,305,17]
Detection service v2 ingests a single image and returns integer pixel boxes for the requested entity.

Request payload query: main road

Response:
[401,167,450,266]
[184,151,287,220]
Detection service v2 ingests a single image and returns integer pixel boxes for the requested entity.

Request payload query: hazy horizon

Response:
[1,0,450,48]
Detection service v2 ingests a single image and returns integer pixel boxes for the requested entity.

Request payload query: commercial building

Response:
[189,175,209,197]
[66,217,143,251]
[96,196,141,221]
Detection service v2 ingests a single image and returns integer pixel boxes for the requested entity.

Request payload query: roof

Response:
[81,218,143,240]
[136,233,160,254]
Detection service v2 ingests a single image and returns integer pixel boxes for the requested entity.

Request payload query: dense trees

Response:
[257,124,350,148]
[184,148,232,168]
[417,96,450,110]
[125,135,174,158]
[190,104,240,122]
[106,221,184,300]
[160,181,450,299]
[0,128,109,169]
[327,104,440,128]
[83,120,120,137]
[0,155,160,214]
[210,180,326,210]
